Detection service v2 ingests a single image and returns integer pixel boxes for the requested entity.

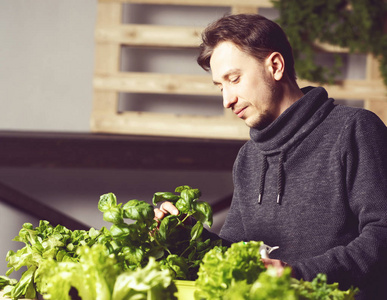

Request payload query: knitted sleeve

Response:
[291,109,387,293]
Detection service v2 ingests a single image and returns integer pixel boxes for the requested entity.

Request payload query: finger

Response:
[154,208,166,220]
[160,201,179,215]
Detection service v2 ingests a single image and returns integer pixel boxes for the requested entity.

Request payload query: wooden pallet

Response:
[91,0,387,140]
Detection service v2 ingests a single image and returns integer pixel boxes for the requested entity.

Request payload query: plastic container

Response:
[174,280,196,300]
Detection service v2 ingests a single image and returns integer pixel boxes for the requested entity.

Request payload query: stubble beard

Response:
[246,109,276,130]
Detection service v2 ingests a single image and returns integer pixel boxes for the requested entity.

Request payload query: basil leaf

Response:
[98,193,118,212]
[166,255,189,279]
[110,223,132,239]
[192,201,213,227]
[181,189,200,203]
[152,192,180,205]
[174,185,192,193]
[121,246,144,265]
[190,221,203,241]
[158,215,179,242]
[123,199,154,222]
[103,207,123,224]
[175,197,191,214]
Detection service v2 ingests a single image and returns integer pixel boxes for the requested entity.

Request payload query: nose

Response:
[222,86,237,109]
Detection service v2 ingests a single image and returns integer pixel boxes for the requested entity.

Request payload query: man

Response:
[155,14,387,299]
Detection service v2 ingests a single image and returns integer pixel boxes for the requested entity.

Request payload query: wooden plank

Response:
[94,72,387,99]
[96,2,122,26]
[231,6,259,14]
[94,3,122,73]
[297,79,386,100]
[91,110,250,139]
[94,43,121,74]
[95,25,354,52]
[0,181,89,230]
[99,0,273,7]
[96,24,202,47]
[92,90,118,114]
[93,72,219,95]
[0,131,244,171]
[364,98,387,125]
[366,54,382,82]
[313,40,349,53]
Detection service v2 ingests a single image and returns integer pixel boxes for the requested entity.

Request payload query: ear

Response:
[266,52,285,81]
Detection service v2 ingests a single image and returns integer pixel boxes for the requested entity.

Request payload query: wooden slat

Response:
[96,2,122,26]
[99,0,273,7]
[95,2,122,73]
[91,111,250,139]
[0,181,90,230]
[96,24,202,47]
[95,25,351,52]
[231,6,259,14]
[94,44,121,74]
[93,72,387,100]
[92,90,118,114]
[313,41,349,53]
[364,54,387,125]
[298,79,386,100]
[366,54,383,82]
[94,72,218,95]
[364,98,387,125]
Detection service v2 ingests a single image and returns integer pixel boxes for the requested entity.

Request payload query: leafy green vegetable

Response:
[0,275,17,291]
[195,241,265,300]
[4,221,109,299]
[291,273,359,300]
[247,267,298,300]
[112,257,177,300]
[37,244,177,300]
[38,244,118,300]
[194,241,358,300]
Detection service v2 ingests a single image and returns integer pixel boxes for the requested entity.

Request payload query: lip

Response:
[234,107,247,118]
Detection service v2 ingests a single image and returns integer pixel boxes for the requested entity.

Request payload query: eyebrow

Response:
[212,69,241,86]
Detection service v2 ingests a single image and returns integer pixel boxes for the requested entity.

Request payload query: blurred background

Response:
[0,0,385,278]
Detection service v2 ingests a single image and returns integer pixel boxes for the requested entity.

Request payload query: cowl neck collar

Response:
[249,86,334,154]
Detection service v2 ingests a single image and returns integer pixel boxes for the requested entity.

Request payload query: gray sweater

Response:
[219,86,387,299]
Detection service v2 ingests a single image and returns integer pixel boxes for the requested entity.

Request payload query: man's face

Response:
[210,41,282,129]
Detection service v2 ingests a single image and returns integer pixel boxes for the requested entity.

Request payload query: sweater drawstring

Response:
[258,151,285,205]
[277,151,285,205]
[258,155,268,204]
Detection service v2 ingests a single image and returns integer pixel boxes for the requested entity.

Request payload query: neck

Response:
[277,78,304,116]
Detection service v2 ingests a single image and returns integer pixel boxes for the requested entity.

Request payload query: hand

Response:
[154,201,179,221]
[260,258,290,277]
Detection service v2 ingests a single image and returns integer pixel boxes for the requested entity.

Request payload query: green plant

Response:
[99,186,220,280]
[1,186,219,299]
[194,241,358,300]
[272,0,387,86]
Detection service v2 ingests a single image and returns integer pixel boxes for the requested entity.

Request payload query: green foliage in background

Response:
[272,0,387,86]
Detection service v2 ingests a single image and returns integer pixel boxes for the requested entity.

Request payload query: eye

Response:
[230,76,240,84]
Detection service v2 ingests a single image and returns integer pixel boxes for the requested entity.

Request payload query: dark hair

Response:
[197,14,296,81]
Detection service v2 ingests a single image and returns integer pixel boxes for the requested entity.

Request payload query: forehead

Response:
[210,41,259,81]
